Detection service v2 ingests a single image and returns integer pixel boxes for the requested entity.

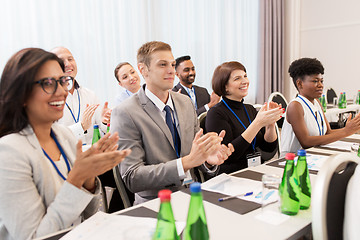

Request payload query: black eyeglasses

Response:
[34,76,74,94]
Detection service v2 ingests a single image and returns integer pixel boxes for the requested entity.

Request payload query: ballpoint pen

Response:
[218,191,253,202]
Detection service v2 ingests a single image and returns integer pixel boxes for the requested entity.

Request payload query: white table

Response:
[325,104,360,122]
[39,135,360,240]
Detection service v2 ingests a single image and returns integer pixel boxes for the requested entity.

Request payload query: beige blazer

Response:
[111,85,203,203]
[0,123,100,240]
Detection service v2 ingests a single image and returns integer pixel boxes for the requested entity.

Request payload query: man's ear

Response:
[138,63,148,78]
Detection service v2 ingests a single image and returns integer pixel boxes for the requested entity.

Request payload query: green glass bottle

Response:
[183,182,209,240]
[296,149,311,210]
[338,92,344,109]
[279,153,300,215]
[343,92,347,108]
[356,90,360,105]
[320,94,327,113]
[106,123,110,133]
[91,124,101,145]
[153,189,179,240]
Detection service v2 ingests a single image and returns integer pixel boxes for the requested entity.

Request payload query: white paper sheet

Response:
[321,140,355,151]
[278,154,329,171]
[60,211,185,240]
[201,174,278,205]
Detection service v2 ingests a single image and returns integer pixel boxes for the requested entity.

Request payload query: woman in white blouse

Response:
[280,58,360,156]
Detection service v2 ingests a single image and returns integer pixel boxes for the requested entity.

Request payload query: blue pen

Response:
[218,191,253,202]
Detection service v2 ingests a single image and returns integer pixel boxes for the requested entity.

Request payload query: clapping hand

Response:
[101,102,112,124]
[81,104,99,131]
[254,102,284,128]
[67,132,131,191]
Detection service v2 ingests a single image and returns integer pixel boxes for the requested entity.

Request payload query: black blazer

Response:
[172,82,210,116]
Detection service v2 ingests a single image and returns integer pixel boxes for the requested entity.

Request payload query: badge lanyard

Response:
[297,95,324,136]
[222,99,256,151]
[125,90,131,97]
[42,130,71,181]
[65,89,81,123]
[184,87,198,110]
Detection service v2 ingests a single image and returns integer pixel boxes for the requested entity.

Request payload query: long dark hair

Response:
[0,48,64,138]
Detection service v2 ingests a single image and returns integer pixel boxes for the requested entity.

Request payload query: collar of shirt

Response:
[180,83,195,95]
[145,87,175,120]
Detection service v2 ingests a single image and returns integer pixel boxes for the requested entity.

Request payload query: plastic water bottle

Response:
[183,182,209,240]
[279,153,300,215]
[296,149,311,209]
[91,124,101,145]
[153,189,179,240]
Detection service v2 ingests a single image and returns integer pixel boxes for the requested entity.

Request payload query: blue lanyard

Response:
[125,90,131,97]
[184,87,198,110]
[65,89,81,123]
[297,95,324,136]
[222,99,257,151]
[42,130,71,181]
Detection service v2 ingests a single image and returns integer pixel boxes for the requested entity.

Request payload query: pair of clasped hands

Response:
[81,102,112,132]
[67,132,131,192]
[255,101,285,128]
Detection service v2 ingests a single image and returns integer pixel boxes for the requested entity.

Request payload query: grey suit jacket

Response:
[0,123,101,240]
[172,82,211,116]
[111,85,202,203]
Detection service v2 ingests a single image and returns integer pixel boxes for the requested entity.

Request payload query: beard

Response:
[181,74,195,85]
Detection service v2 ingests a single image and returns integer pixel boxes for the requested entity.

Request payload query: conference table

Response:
[38,134,360,240]
[325,103,360,123]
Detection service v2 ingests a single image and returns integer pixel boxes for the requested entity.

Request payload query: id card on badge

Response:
[247,151,261,167]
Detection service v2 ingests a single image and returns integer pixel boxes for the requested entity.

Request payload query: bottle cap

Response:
[158,189,172,201]
[93,124,99,129]
[107,123,110,127]
[190,182,201,193]
[285,153,296,160]
[297,149,306,156]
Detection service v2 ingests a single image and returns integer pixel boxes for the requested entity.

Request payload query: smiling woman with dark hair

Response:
[206,61,283,174]
[0,48,131,240]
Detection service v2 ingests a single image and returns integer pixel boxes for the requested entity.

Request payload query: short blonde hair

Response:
[137,41,172,67]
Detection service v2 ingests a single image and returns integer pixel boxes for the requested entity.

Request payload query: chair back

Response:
[327,88,337,104]
[113,165,134,209]
[198,111,207,132]
[312,153,359,240]
[267,92,288,128]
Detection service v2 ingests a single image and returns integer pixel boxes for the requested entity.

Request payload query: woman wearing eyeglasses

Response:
[280,58,360,156]
[0,48,131,240]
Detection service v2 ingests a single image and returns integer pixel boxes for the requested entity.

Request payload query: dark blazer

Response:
[111,85,211,204]
[172,82,210,116]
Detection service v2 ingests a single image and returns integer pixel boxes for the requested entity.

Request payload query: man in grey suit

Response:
[111,41,234,204]
[172,55,220,116]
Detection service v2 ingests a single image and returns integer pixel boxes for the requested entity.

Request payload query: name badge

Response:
[246,151,261,167]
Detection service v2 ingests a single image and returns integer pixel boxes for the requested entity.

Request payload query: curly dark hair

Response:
[288,58,324,89]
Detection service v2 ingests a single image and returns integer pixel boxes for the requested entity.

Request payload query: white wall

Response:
[285,0,360,101]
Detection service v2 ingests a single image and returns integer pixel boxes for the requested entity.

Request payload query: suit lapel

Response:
[138,87,175,149]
